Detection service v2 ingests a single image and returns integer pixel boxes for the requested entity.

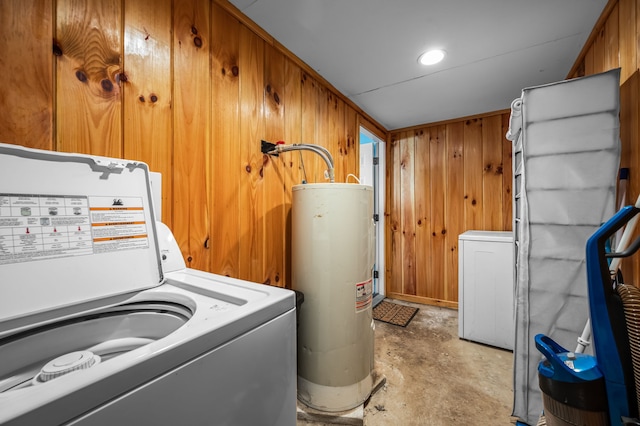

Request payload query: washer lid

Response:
[458,230,513,243]
[0,143,163,322]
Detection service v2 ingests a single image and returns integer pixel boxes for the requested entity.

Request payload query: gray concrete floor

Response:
[298,300,516,426]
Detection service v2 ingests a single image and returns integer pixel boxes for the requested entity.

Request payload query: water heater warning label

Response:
[355,278,373,312]
[0,193,148,265]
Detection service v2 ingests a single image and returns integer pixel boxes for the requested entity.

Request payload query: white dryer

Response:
[0,143,297,426]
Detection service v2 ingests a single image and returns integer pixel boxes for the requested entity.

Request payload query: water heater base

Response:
[297,374,373,413]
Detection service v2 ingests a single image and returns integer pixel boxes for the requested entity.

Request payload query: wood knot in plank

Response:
[52,40,63,56]
[194,36,203,48]
[75,70,88,83]
[101,79,113,92]
[60,26,122,99]
[232,66,239,76]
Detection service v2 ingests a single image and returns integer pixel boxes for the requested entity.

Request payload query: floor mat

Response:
[373,300,419,327]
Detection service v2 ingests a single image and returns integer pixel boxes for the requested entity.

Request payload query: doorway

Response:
[359,126,385,307]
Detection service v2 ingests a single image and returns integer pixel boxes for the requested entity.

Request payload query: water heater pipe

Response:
[265,141,335,183]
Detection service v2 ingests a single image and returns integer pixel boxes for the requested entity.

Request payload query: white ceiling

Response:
[229,0,608,130]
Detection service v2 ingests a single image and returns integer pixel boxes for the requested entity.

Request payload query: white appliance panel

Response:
[67,311,296,426]
[458,231,514,350]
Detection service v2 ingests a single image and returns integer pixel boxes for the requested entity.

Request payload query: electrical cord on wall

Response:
[299,151,308,184]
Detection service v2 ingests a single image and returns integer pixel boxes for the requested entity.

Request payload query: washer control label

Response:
[355,278,373,312]
[0,194,148,265]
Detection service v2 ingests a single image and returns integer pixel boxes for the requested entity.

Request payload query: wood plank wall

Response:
[2,0,638,304]
[386,114,512,308]
[567,0,640,284]
[0,0,378,289]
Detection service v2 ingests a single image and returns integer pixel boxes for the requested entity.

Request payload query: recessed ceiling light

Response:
[418,49,445,66]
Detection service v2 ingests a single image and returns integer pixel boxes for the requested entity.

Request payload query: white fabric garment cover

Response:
[511,68,620,425]
[506,98,523,141]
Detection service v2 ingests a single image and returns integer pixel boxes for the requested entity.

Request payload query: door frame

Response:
[359,126,386,305]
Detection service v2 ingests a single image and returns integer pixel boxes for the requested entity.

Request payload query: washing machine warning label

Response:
[0,194,149,264]
[89,196,149,252]
[355,278,373,312]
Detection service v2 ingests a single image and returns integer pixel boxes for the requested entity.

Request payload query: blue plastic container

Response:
[536,334,608,425]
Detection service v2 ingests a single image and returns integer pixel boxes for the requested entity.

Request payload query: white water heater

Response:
[292,183,375,412]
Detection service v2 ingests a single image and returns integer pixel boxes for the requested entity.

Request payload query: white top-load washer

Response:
[0,143,297,426]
